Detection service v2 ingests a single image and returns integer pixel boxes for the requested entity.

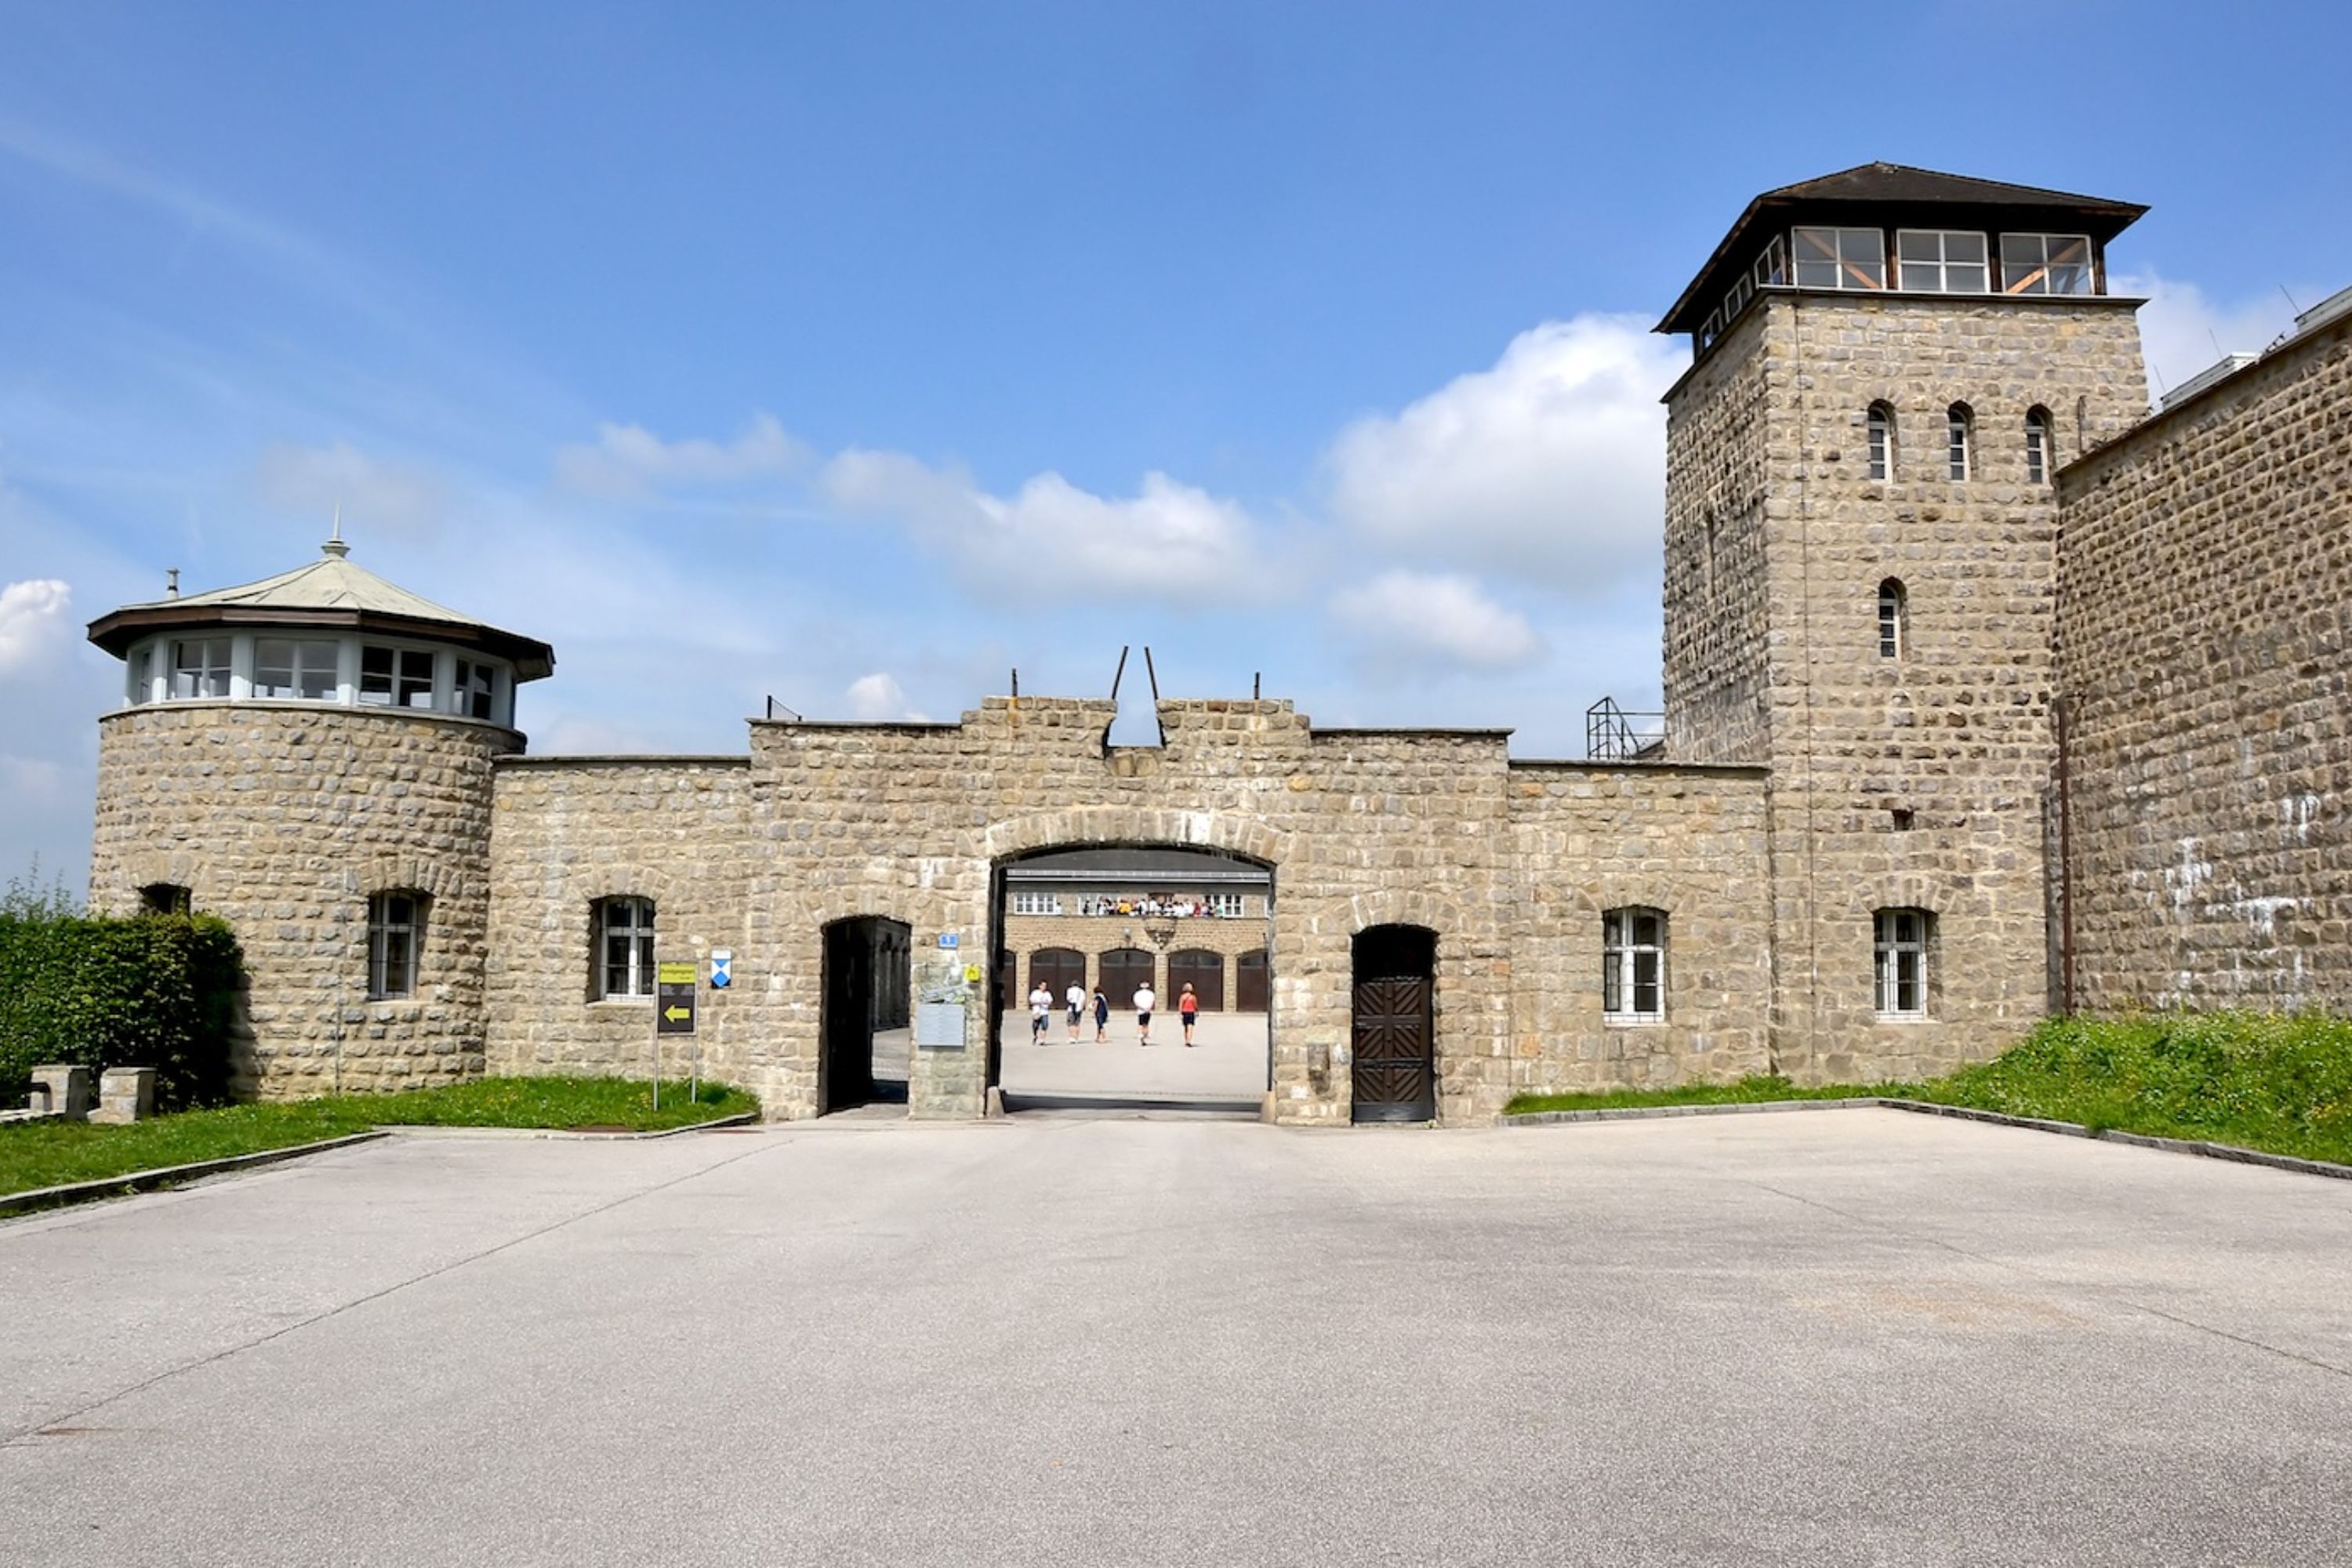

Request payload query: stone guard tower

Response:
[1655,164,2151,1081]
[85,535,554,1097]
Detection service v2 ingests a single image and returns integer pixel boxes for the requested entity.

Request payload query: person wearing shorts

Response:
[1029,982,1053,1043]
[1133,982,1155,1045]
[1065,982,1086,1042]
[1178,982,1200,1046]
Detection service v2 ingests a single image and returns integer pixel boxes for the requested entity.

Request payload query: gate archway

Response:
[1351,924,1436,1123]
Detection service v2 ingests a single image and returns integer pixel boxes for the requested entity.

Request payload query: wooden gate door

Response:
[1235,949,1269,1011]
[1167,949,1225,1011]
[1098,947,1156,1004]
[1351,926,1435,1122]
[1029,947,1086,1000]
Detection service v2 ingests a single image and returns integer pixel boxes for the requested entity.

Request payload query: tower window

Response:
[1896,230,1989,293]
[1946,404,1974,481]
[170,637,231,699]
[2000,234,2096,296]
[596,895,657,1000]
[1865,402,1896,481]
[2024,407,2053,485]
[255,637,341,701]
[453,659,498,720]
[139,883,191,916]
[360,645,436,710]
[1602,907,1667,1023]
[368,891,425,1000]
[1792,227,1886,291]
[1877,579,1907,659]
[1874,908,1933,1018]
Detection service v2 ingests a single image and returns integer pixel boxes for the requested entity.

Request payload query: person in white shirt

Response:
[1134,983,1156,1045]
[1029,982,1053,1043]
[1064,981,1086,1042]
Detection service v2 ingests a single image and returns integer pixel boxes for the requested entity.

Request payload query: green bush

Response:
[0,910,245,1111]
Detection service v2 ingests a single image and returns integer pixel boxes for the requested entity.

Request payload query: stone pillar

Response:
[31,1065,93,1119]
[91,1067,156,1125]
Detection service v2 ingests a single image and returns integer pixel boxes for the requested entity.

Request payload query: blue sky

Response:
[3,1,2348,891]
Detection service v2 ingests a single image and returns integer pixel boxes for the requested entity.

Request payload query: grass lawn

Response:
[1506,1013,2352,1167]
[0,1076,757,1200]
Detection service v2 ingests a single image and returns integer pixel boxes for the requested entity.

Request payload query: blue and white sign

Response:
[937,932,960,949]
[709,949,733,989]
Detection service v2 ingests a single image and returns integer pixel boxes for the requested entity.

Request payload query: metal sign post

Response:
[656,961,698,1112]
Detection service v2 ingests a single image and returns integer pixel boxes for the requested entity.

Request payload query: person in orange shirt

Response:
[1178,982,1200,1046]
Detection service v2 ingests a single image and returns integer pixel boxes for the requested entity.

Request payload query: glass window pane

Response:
[256,639,296,697]
[1948,232,1986,263]
[1947,263,1987,293]
[360,645,395,705]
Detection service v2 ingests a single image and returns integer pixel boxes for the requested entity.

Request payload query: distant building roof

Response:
[87,536,555,679]
[1657,162,2147,337]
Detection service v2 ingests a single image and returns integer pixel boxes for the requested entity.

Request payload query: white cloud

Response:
[1323,315,1682,592]
[253,441,452,537]
[2118,270,2299,408]
[554,412,810,498]
[821,452,1268,597]
[1327,570,1544,673]
[844,672,928,721]
[0,579,72,677]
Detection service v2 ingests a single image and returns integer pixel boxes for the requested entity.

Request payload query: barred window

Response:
[1878,579,1907,660]
[596,896,656,1000]
[1866,402,1896,481]
[368,891,425,1000]
[1874,908,1932,1018]
[1947,403,1975,481]
[1602,907,1666,1022]
[2024,407,2053,485]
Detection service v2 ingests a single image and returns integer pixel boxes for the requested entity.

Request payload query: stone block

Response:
[91,1067,156,1125]
[31,1064,92,1119]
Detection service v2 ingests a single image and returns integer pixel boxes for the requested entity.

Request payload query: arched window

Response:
[1873,908,1933,1018]
[368,890,426,1000]
[595,895,656,999]
[1602,907,1667,1022]
[1877,578,1907,659]
[1865,402,1896,481]
[1946,403,1974,481]
[138,882,191,916]
[2024,406,2053,485]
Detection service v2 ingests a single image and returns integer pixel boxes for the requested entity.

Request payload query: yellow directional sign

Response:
[657,962,697,985]
[656,967,697,1035]
[663,1005,692,1023]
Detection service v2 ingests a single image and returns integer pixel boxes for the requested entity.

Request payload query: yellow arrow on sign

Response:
[664,1006,692,1023]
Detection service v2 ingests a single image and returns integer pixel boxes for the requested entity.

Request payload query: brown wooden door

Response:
[1235,949,1269,1011]
[1098,947,1156,1004]
[1352,926,1436,1123]
[1167,949,1224,1011]
[1029,947,1086,1000]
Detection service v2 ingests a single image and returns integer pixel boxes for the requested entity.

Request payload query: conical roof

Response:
[87,536,555,679]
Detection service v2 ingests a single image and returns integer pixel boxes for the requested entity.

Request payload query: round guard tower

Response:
[85,534,554,1098]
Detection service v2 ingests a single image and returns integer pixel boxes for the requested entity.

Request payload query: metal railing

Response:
[1585,697,1666,761]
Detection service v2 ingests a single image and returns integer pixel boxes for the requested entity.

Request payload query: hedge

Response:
[0,912,245,1110]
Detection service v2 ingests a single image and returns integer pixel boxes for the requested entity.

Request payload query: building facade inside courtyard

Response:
[81,164,2352,1121]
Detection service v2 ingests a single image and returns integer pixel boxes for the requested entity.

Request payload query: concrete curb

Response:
[379,1112,761,1141]
[0,1131,391,1218]
[1507,1095,2352,1182]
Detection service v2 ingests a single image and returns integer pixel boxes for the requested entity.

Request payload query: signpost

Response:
[655,960,697,1111]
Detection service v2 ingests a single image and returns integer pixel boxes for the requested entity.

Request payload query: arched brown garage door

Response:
[1167,949,1224,1011]
[1235,949,1269,1011]
[1351,924,1436,1123]
[1098,947,1156,1004]
[1029,947,1086,1001]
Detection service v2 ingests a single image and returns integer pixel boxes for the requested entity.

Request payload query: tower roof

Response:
[86,536,556,679]
[1657,162,2147,336]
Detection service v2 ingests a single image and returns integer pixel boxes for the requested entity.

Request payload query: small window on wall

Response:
[1207,891,1245,918]
[1877,579,1907,659]
[1011,891,1062,916]
[1602,907,1666,1022]
[1896,230,1989,293]
[1865,403,1896,481]
[1792,227,1886,290]
[360,646,435,709]
[2001,234,2095,296]
[140,883,191,916]
[368,891,425,1000]
[171,637,231,699]
[452,659,497,720]
[2024,407,2053,485]
[255,637,340,700]
[1873,908,1933,1018]
[1946,404,1974,481]
[597,896,656,999]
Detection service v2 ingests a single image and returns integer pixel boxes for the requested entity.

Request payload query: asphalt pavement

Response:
[2,1109,2349,1566]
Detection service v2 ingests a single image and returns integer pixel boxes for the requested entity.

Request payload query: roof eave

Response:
[85,604,556,681]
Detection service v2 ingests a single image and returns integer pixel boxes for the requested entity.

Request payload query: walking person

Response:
[1029,979,1053,1044]
[1134,979,1155,1046]
[1091,986,1109,1043]
[1065,978,1086,1043]
[1178,982,1200,1046]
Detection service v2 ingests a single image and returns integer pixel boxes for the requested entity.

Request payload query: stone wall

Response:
[2054,314,2352,1010]
[89,704,515,1097]
[1666,292,2150,1080]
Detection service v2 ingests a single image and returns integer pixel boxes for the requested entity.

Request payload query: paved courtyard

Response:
[2,1109,2349,1566]
[996,1007,1269,1105]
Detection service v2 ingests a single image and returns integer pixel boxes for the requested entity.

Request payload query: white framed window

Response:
[1946,404,1974,481]
[1896,230,1990,293]
[1207,892,1245,918]
[596,896,656,1000]
[1792,227,1886,291]
[2024,408,2053,485]
[1602,907,1666,1022]
[1011,891,1063,916]
[368,891,423,1000]
[255,637,341,700]
[1751,234,1788,290]
[2000,233,2095,296]
[128,644,155,705]
[360,644,435,709]
[1878,579,1907,659]
[171,637,231,699]
[453,659,498,720]
[1874,908,1932,1018]
[1865,402,1895,481]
